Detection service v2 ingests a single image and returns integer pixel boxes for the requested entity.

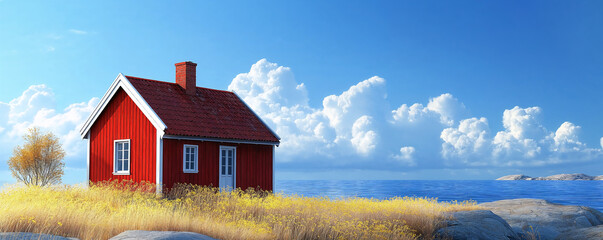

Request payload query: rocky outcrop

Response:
[497,173,602,180]
[0,232,78,240]
[479,199,603,240]
[110,230,218,240]
[496,175,533,180]
[539,173,599,180]
[554,225,603,240]
[435,210,520,240]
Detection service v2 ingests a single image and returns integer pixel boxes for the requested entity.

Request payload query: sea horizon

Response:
[276,179,603,211]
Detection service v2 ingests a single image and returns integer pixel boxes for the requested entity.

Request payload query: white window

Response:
[183,145,198,173]
[113,139,130,175]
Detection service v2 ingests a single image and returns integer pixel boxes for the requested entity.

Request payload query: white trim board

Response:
[156,129,164,194]
[272,145,275,191]
[79,73,166,139]
[86,132,90,187]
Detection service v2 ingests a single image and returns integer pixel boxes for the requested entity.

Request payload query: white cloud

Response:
[350,116,378,155]
[392,93,466,126]
[229,59,389,161]
[322,76,387,131]
[392,103,438,124]
[230,59,602,170]
[6,85,55,126]
[553,122,585,152]
[491,106,548,163]
[426,93,467,126]
[392,146,416,166]
[600,137,603,149]
[69,29,88,35]
[0,85,98,162]
[441,117,490,165]
[441,106,602,166]
[501,106,547,140]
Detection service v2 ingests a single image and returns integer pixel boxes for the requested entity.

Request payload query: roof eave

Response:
[163,134,280,146]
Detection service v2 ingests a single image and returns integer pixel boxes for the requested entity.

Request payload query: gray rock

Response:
[554,225,603,240]
[541,173,595,180]
[479,199,603,240]
[435,210,520,240]
[0,232,78,240]
[109,230,218,240]
[496,173,603,180]
[496,175,533,180]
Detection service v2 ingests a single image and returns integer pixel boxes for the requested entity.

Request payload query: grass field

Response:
[0,181,480,239]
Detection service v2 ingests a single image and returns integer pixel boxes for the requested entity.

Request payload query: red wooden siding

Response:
[235,144,273,191]
[163,139,273,191]
[89,88,156,184]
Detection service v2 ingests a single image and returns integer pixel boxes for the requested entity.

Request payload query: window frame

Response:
[113,139,131,175]
[183,144,199,173]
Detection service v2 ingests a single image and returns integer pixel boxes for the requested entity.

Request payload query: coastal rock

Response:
[110,230,218,240]
[496,175,533,180]
[554,225,603,240]
[0,232,78,240]
[540,173,596,180]
[435,210,520,240]
[496,173,603,180]
[479,199,603,240]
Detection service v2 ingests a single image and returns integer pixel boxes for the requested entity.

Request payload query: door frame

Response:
[218,145,236,189]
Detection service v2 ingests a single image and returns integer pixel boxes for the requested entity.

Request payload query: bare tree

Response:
[8,127,66,186]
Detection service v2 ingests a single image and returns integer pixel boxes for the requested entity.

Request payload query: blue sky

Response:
[1,1,602,184]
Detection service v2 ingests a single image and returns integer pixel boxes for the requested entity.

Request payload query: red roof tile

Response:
[126,76,279,143]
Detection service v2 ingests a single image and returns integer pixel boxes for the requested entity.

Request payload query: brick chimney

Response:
[175,61,197,95]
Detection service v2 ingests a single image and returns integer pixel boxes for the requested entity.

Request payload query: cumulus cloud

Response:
[230,59,602,170]
[229,59,387,161]
[229,59,475,169]
[441,117,490,165]
[553,122,585,152]
[0,85,98,162]
[426,93,468,126]
[442,106,602,166]
[392,146,416,166]
[350,116,378,155]
[391,93,466,126]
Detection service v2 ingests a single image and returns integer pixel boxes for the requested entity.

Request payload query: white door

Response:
[219,146,236,190]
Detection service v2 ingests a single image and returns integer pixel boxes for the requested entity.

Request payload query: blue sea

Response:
[275,180,603,211]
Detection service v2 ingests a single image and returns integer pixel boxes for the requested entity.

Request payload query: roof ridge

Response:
[125,75,233,94]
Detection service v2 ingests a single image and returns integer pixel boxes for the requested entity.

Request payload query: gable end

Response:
[79,74,167,139]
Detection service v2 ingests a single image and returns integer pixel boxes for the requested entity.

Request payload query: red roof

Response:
[126,76,279,143]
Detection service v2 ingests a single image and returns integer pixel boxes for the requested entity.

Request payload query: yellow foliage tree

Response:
[8,127,66,186]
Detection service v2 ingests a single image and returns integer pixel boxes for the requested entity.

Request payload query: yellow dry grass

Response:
[0,181,480,240]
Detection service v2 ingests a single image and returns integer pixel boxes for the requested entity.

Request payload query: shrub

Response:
[7,127,65,186]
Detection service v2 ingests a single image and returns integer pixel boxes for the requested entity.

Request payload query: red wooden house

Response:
[79,61,280,193]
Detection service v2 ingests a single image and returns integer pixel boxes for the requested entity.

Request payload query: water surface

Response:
[276,180,603,211]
